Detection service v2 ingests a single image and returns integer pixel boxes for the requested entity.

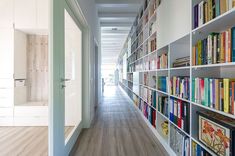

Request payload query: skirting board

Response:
[119,86,176,156]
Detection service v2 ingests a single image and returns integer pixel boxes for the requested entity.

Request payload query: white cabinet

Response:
[0,0,14,28]
[14,0,37,29]
[14,0,48,30]
[0,29,14,78]
[14,30,27,79]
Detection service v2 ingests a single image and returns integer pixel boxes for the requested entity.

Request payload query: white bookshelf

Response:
[118,0,235,156]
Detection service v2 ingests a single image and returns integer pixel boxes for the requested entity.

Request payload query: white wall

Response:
[76,0,101,127]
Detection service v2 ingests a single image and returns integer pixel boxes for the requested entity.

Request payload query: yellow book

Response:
[220,33,225,63]
[198,41,202,65]
[223,78,229,113]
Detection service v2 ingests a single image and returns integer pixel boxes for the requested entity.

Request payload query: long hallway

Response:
[72,86,168,156]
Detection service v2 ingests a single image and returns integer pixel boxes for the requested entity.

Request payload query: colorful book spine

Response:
[169,98,189,133]
[232,27,235,62]
[193,77,235,114]
[193,28,235,65]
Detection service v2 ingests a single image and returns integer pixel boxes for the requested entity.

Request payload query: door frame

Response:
[49,0,91,155]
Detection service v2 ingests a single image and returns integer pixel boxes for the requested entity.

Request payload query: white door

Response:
[64,10,82,139]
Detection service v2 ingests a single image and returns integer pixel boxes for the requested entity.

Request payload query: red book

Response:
[177,100,182,128]
[200,78,205,105]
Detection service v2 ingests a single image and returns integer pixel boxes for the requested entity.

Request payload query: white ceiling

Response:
[96,0,143,65]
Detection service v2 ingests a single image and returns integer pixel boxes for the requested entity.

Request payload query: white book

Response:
[213,35,217,64]
[228,0,233,10]
[208,35,213,64]
[199,1,204,26]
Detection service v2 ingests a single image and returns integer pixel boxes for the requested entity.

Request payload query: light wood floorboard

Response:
[0,126,73,156]
[71,86,169,156]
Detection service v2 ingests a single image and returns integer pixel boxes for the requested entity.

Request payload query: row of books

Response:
[192,77,235,115]
[140,86,157,108]
[194,0,235,29]
[157,76,169,93]
[170,125,190,156]
[169,98,190,133]
[192,27,235,65]
[157,53,168,69]
[172,56,190,68]
[158,96,168,117]
[169,76,190,100]
[139,99,157,127]
[192,142,212,156]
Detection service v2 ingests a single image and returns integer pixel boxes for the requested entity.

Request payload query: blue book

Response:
[203,39,207,64]
[196,144,201,156]
[232,27,235,62]
[215,0,220,17]
[194,4,199,28]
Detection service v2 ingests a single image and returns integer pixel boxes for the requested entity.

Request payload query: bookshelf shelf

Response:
[191,62,235,69]
[170,66,190,70]
[157,111,168,121]
[191,137,216,156]
[191,102,235,119]
[192,8,235,34]
[118,0,235,155]
[169,95,191,103]
[169,120,190,137]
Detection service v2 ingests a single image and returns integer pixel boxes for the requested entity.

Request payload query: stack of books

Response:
[172,56,190,68]
[157,76,168,93]
[157,96,168,117]
[192,77,235,115]
[192,142,212,156]
[170,125,190,156]
[192,27,235,65]
[169,98,190,133]
[193,0,235,29]
[169,76,190,100]
[157,53,168,69]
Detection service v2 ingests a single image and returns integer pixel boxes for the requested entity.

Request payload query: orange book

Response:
[220,0,227,15]
[215,79,219,110]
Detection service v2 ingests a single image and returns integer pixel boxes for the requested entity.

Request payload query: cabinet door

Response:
[37,0,49,30]
[0,0,14,28]
[0,29,14,78]
[14,0,37,29]
[14,30,27,79]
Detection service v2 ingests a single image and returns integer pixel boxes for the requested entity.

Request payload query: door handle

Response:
[61,78,71,82]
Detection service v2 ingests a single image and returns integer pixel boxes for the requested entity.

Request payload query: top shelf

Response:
[192,8,235,43]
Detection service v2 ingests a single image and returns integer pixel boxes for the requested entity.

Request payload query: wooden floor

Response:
[71,86,168,156]
[0,126,73,156]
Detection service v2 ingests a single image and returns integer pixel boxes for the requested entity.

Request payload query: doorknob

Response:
[61,78,71,82]
[61,84,66,88]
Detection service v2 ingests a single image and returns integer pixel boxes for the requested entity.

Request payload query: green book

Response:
[192,78,195,102]
[198,40,202,65]
[204,78,209,107]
